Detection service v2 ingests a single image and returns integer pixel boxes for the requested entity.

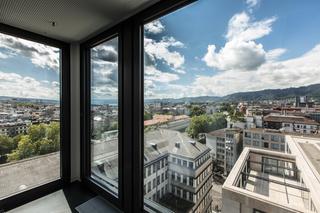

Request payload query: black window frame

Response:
[80,25,124,209]
[0,23,70,211]
[80,0,196,212]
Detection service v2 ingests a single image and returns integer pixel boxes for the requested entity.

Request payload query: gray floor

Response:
[8,190,72,213]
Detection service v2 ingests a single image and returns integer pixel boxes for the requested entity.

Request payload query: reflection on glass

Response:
[0,33,61,199]
[90,37,119,196]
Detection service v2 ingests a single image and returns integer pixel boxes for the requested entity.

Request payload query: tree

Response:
[144,111,153,120]
[0,135,15,156]
[186,113,227,140]
[189,106,206,117]
[28,123,46,142]
[7,122,61,162]
[7,135,36,161]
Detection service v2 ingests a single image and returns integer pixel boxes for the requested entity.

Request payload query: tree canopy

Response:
[186,113,227,140]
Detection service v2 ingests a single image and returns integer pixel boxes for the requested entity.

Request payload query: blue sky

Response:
[144,0,320,99]
[1,0,320,101]
[0,34,60,100]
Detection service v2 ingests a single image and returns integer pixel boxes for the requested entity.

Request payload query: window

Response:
[263,142,269,148]
[0,31,67,201]
[90,37,119,196]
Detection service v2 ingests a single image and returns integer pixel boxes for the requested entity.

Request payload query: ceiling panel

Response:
[0,0,158,42]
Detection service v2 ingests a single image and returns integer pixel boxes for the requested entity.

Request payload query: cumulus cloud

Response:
[91,41,119,99]
[0,33,60,72]
[144,36,185,69]
[194,44,320,96]
[203,12,277,71]
[145,65,179,83]
[0,72,59,99]
[145,20,165,34]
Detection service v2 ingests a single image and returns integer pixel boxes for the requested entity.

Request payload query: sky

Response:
[0,33,60,100]
[1,0,320,101]
[144,0,320,99]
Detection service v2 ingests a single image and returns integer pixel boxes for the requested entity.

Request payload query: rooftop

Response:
[207,128,242,138]
[144,129,209,162]
[264,115,319,125]
[0,152,60,199]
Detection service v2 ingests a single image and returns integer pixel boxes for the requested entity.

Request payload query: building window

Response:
[263,142,269,148]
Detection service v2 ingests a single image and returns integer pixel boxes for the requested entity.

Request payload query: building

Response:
[144,129,213,213]
[222,135,320,213]
[243,128,286,152]
[0,122,28,137]
[91,129,213,213]
[263,114,319,134]
[205,128,242,175]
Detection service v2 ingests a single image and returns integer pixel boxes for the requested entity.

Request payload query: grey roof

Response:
[144,129,210,163]
[207,128,242,137]
[0,152,60,199]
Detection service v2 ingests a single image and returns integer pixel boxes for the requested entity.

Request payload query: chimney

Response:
[175,142,181,148]
[150,143,157,150]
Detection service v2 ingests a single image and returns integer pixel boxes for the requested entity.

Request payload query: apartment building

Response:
[222,135,320,213]
[205,128,242,175]
[144,129,213,213]
[263,114,319,134]
[0,122,28,137]
[243,128,286,152]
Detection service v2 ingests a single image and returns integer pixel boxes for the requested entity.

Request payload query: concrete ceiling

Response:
[0,0,158,43]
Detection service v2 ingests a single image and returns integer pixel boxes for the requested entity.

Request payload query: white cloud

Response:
[145,20,165,34]
[203,12,277,71]
[0,52,9,59]
[0,71,59,99]
[145,36,185,69]
[195,44,320,96]
[145,65,179,83]
[266,48,287,61]
[0,33,60,72]
[246,0,260,9]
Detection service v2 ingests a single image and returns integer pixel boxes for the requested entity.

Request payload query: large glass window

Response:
[143,0,320,212]
[0,32,61,199]
[90,37,119,196]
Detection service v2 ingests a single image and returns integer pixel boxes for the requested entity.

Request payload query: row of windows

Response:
[145,170,168,194]
[171,172,193,186]
[194,190,212,213]
[172,156,193,169]
[195,176,212,204]
[195,152,210,169]
[194,165,212,188]
[144,157,168,178]
[172,186,193,202]
[244,132,285,143]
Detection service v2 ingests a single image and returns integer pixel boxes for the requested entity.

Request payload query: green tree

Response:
[0,135,15,156]
[189,106,206,117]
[144,111,153,120]
[186,113,227,140]
[7,135,36,161]
[28,123,46,142]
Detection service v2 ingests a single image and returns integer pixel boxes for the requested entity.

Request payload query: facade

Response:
[263,114,319,134]
[243,128,286,152]
[144,129,213,213]
[222,135,320,213]
[205,128,242,175]
[0,122,28,137]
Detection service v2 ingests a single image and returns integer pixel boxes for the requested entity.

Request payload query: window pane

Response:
[0,33,61,199]
[90,37,119,196]
[143,0,320,212]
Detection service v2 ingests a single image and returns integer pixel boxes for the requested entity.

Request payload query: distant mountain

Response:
[0,96,59,104]
[145,84,320,104]
[221,84,320,102]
